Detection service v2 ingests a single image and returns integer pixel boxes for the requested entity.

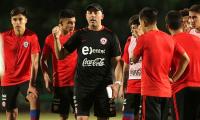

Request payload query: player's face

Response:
[60,17,76,34]
[86,8,104,27]
[11,14,27,31]
[189,11,200,29]
[182,16,192,32]
[130,24,143,37]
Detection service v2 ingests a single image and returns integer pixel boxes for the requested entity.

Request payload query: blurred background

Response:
[0,0,200,118]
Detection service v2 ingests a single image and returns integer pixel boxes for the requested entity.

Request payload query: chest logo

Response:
[100,37,107,45]
[23,41,29,48]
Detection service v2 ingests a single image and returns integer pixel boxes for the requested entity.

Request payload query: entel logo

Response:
[82,46,105,55]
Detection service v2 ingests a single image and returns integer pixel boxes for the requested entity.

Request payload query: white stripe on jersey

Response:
[128,36,142,80]
[190,29,200,38]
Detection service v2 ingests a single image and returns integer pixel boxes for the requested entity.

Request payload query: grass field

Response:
[0,112,123,120]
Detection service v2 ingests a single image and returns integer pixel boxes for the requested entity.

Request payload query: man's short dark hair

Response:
[165,10,182,30]
[139,7,158,25]
[128,15,140,27]
[10,7,27,17]
[179,8,189,17]
[59,9,75,19]
[190,4,200,13]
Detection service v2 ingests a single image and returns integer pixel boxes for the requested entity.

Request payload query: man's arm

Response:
[52,26,70,60]
[118,62,129,98]
[122,63,129,92]
[28,53,39,97]
[0,34,4,77]
[40,51,52,93]
[111,56,123,98]
[171,52,190,82]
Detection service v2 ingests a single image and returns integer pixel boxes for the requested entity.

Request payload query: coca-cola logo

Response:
[82,58,105,66]
[82,46,105,55]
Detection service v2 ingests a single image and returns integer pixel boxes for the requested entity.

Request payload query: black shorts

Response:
[142,96,170,120]
[74,86,116,117]
[172,87,200,120]
[1,81,29,111]
[51,86,74,116]
[123,93,141,115]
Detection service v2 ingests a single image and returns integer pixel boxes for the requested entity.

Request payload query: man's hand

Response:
[52,25,61,40]
[169,78,174,83]
[118,85,124,98]
[27,85,38,98]
[44,72,53,93]
[111,82,121,98]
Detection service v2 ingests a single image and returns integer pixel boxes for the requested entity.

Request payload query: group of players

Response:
[0,2,200,120]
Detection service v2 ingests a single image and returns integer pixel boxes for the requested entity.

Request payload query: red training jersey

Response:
[1,29,40,86]
[122,36,141,94]
[134,30,185,97]
[171,32,200,94]
[42,32,77,87]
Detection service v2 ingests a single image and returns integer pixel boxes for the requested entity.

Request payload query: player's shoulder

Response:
[2,29,13,37]
[102,26,116,35]
[25,29,37,36]
[46,33,53,39]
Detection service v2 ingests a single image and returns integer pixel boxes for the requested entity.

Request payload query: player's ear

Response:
[165,24,170,31]
[101,13,104,20]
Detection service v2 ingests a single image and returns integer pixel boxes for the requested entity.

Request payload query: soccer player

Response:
[189,4,200,38]
[1,7,40,120]
[179,8,192,32]
[40,9,76,120]
[166,10,200,120]
[53,3,122,120]
[121,15,142,120]
[132,7,189,120]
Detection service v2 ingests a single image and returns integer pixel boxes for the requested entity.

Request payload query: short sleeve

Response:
[31,34,40,54]
[174,42,185,57]
[63,31,81,53]
[42,35,52,57]
[122,38,130,64]
[110,33,121,57]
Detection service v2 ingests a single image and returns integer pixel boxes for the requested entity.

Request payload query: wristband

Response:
[115,81,122,85]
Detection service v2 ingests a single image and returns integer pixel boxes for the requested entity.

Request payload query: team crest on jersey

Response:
[2,101,6,107]
[23,41,29,48]
[100,37,107,45]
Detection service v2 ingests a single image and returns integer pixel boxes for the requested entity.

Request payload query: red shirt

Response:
[134,30,185,97]
[1,29,40,86]
[42,32,77,87]
[122,36,141,94]
[171,32,200,94]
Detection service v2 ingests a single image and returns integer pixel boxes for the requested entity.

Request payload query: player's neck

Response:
[144,25,158,33]
[196,27,200,33]
[88,24,103,31]
[170,28,183,35]
[62,30,69,36]
[14,27,26,37]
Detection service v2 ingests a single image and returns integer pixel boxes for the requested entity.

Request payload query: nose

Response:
[15,19,21,25]
[90,12,96,17]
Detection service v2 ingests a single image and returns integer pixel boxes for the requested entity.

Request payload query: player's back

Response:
[139,30,174,97]
[172,32,200,91]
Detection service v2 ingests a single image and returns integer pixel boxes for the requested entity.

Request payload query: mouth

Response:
[90,19,96,22]
[15,26,21,28]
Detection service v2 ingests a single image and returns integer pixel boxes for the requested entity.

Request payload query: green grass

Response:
[0,112,123,120]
